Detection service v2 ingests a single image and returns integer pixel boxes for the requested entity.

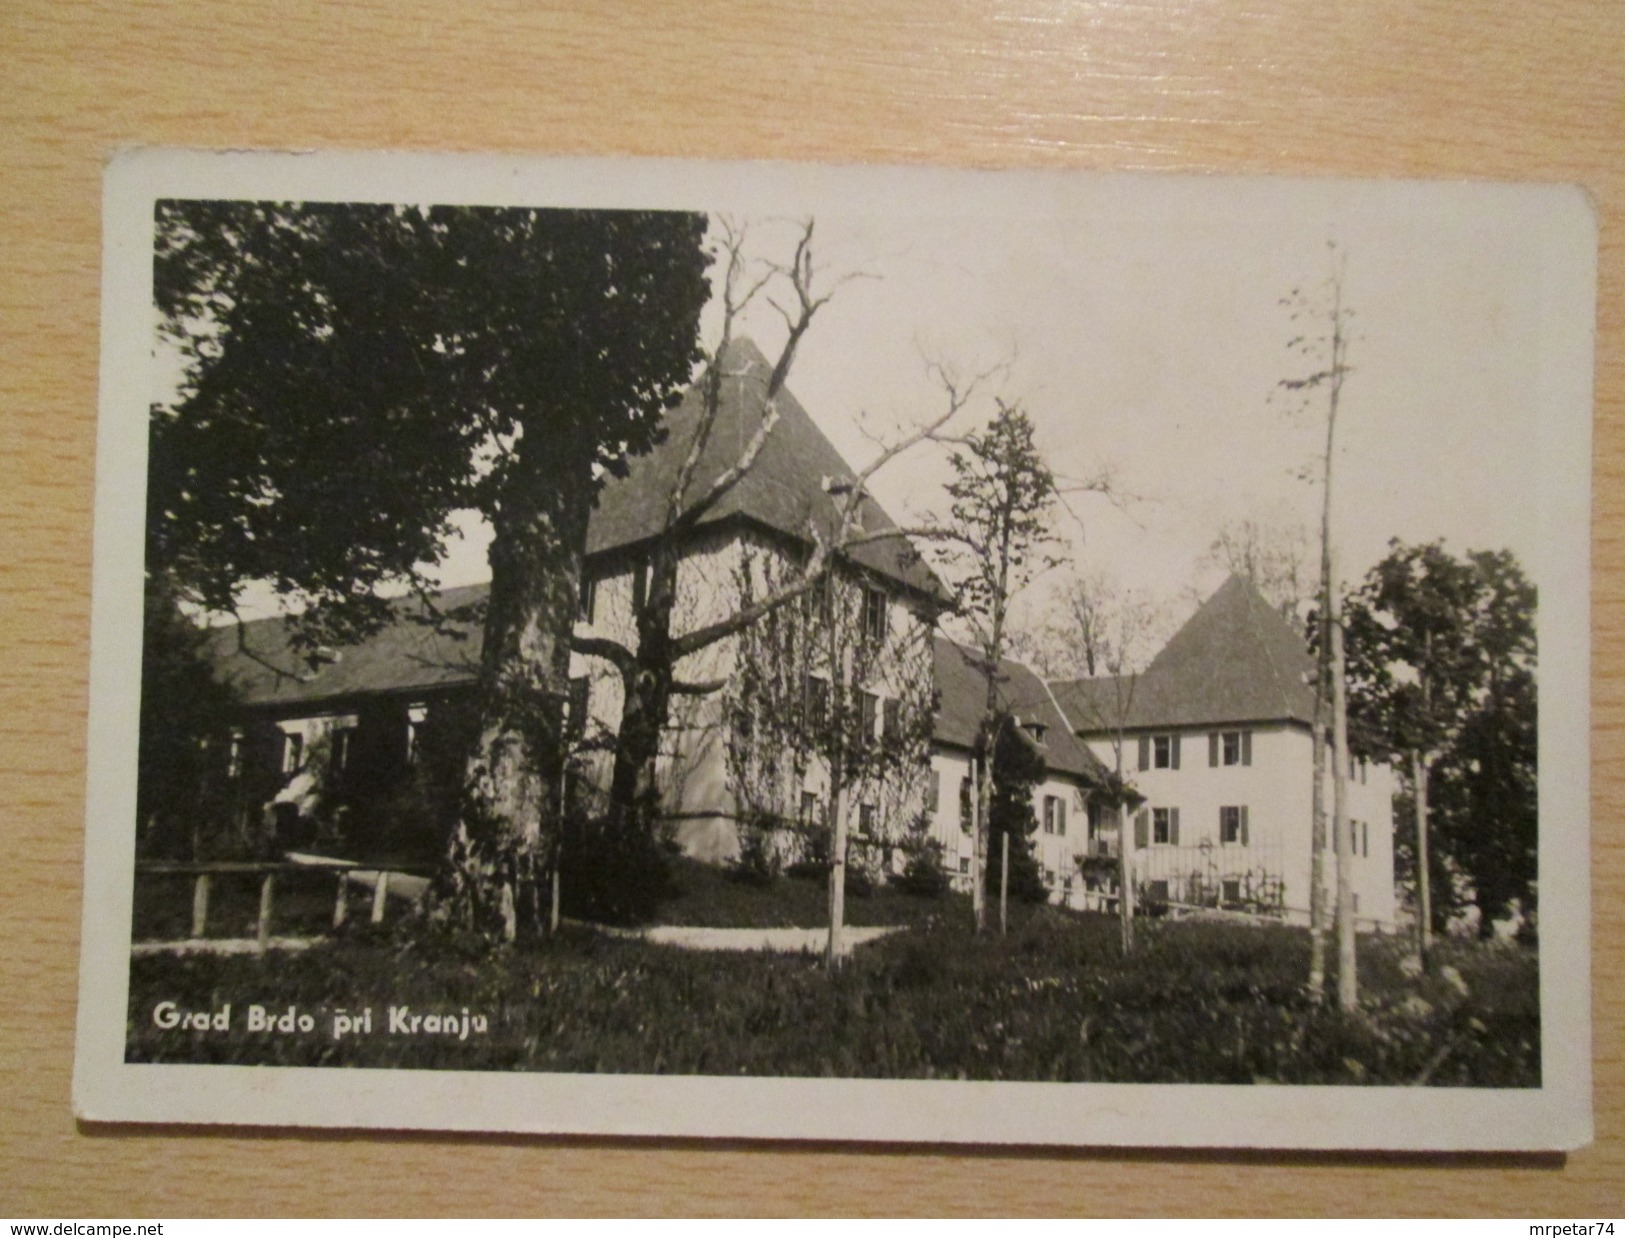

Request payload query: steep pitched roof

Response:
[589,337,944,600]
[205,584,485,709]
[932,636,1106,783]
[1054,575,1318,733]
[212,339,947,708]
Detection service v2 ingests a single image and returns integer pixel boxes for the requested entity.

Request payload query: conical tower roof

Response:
[1055,575,1318,733]
[589,337,944,600]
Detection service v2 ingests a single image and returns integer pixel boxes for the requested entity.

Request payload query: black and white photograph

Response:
[74,150,1593,1149]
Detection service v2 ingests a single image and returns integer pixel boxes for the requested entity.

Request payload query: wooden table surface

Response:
[2,0,1620,1216]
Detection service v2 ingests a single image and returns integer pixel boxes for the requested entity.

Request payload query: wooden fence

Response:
[134,858,429,953]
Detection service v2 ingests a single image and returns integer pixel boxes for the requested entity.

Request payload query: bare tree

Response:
[573,219,981,943]
[1201,512,1314,624]
[1275,245,1358,1010]
[1035,572,1163,952]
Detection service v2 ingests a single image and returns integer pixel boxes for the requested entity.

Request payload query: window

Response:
[631,559,651,613]
[1139,733,1181,770]
[882,698,901,742]
[958,856,971,875]
[858,803,876,838]
[804,675,829,729]
[280,731,303,775]
[861,586,887,644]
[925,769,940,813]
[1219,805,1249,845]
[858,690,879,747]
[226,730,244,780]
[1222,878,1242,903]
[959,777,973,833]
[1352,893,1361,914]
[579,574,597,623]
[1211,729,1253,767]
[405,704,427,766]
[1147,879,1170,903]
[1063,873,1074,892]
[1152,806,1180,845]
[1043,794,1067,836]
[330,726,356,775]
[800,791,822,826]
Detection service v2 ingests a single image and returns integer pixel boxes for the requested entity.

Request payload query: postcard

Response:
[74,149,1594,1149]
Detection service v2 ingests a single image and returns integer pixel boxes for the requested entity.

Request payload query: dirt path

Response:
[615,924,905,954]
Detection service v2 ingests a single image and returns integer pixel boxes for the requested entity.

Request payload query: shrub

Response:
[892,839,951,899]
[843,864,874,899]
[559,809,675,926]
[729,816,782,887]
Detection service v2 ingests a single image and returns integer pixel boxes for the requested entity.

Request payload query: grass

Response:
[652,856,980,929]
[125,908,1539,1085]
[132,868,350,941]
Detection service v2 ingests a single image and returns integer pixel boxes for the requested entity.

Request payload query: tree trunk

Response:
[1308,668,1329,1001]
[1330,551,1357,1012]
[999,829,1010,935]
[608,550,682,834]
[973,750,992,933]
[826,773,848,968]
[439,479,587,941]
[1115,745,1134,954]
[1411,746,1433,964]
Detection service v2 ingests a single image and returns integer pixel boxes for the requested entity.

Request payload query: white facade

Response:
[1080,723,1398,928]
[570,523,937,867]
[923,748,1094,908]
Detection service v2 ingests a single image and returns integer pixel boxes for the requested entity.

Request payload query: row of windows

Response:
[930,771,1071,837]
[797,792,880,839]
[1131,805,1375,855]
[798,677,903,745]
[1138,730,1251,771]
[1133,805,1248,847]
[1135,729,1372,783]
[581,566,890,646]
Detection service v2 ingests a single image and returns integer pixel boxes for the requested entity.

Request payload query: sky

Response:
[166,169,1584,648]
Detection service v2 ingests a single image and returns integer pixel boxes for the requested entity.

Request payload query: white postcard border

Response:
[74,149,1595,1150]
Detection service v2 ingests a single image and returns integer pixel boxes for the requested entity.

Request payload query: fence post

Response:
[999,832,1010,936]
[370,870,390,924]
[257,873,275,952]
[191,872,212,939]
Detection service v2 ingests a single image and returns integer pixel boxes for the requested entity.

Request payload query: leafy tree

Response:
[151,201,712,940]
[983,715,1050,907]
[136,577,245,860]
[1343,542,1537,941]
[931,403,1059,932]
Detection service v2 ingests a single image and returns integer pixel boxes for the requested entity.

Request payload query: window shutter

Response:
[1240,805,1249,847]
[1133,809,1148,850]
[1138,735,1150,771]
[1169,807,1180,845]
[1057,797,1067,836]
[1242,731,1252,766]
[1209,732,1219,767]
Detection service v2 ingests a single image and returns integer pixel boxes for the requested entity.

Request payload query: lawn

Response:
[126,905,1539,1086]
[650,856,980,929]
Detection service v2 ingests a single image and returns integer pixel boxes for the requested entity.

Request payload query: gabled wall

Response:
[1081,722,1397,927]
[570,522,937,866]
